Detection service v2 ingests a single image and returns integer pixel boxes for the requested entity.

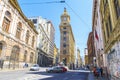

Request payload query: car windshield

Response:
[33,65,39,67]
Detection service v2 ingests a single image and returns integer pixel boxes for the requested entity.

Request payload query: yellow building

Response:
[0,0,38,69]
[77,49,82,67]
[100,0,120,79]
[84,55,88,66]
[53,44,58,65]
[59,8,75,69]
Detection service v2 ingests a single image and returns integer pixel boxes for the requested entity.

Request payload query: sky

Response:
[17,0,93,58]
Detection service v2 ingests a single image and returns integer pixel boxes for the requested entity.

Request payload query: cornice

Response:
[104,20,120,53]
[9,0,38,34]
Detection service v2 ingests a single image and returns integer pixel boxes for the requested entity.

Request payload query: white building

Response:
[29,16,55,66]
[92,0,107,67]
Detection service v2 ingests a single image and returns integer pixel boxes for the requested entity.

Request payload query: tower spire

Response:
[64,7,66,12]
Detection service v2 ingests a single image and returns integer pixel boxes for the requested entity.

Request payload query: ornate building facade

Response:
[0,0,38,69]
[59,8,75,69]
[100,0,120,79]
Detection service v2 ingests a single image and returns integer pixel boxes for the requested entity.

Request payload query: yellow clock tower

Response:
[59,8,75,69]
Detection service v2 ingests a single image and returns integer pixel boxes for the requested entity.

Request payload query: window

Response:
[2,11,11,33]
[25,30,29,44]
[32,19,37,24]
[103,0,108,13]
[108,16,112,32]
[32,36,35,47]
[106,22,110,38]
[114,0,120,19]
[63,43,66,47]
[0,43,3,57]
[63,31,66,35]
[16,22,22,39]
[30,52,34,63]
[63,37,66,41]
[24,51,27,62]
[63,27,66,29]
[63,50,66,54]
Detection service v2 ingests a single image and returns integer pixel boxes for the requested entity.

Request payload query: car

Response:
[46,66,63,73]
[59,66,67,72]
[30,64,40,71]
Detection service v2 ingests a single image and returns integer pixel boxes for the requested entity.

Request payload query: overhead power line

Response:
[21,0,65,5]
[65,2,91,29]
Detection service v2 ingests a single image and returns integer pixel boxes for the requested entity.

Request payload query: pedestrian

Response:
[100,67,103,77]
[93,66,97,76]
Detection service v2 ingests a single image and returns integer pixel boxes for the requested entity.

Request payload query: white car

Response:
[46,66,63,73]
[30,64,40,71]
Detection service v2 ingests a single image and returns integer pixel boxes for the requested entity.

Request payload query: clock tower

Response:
[59,8,75,68]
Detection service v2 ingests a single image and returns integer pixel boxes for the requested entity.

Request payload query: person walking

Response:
[100,67,103,77]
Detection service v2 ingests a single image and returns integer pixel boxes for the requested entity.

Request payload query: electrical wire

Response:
[65,2,91,29]
[21,1,65,5]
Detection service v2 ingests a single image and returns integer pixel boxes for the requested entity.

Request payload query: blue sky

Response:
[18,0,93,57]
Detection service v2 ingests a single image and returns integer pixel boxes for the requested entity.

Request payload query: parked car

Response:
[30,64,40,71]
[46,66,63,73]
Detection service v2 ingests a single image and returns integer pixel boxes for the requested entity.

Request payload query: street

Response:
[0,68,90,80]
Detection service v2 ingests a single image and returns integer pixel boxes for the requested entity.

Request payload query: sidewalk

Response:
[0,67,29,72]
[88,72,107,80]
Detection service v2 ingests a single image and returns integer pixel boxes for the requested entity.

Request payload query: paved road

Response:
[0,69,89,80]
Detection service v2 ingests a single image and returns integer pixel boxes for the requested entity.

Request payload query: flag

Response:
[95,30,99,41]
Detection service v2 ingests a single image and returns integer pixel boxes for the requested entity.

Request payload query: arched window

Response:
[10,46,20,61]
[16,22,22,39]
[24,50,27,62]
[0,43,3,57]
[2,11,11,33]
[32,36,35,47]
[25,30,29,44]
[30,52,34,63]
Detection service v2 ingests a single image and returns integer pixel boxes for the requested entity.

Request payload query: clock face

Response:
[64,17,67,21]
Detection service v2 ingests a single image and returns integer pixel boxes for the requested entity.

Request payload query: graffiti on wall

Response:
[107,49,120,78]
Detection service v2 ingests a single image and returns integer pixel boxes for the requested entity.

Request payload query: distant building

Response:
[77,48,82,68]
[59,8,75,69]
[29,16,55,67]
[53,44,58,66]
[87,32,95,66]
[0,0,38,69]
[84,48,88,65]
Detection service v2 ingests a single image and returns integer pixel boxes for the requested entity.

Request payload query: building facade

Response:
[76,48,82,68]
[84,48,88,66]
[29,16,55,67]
[53,44,58,66]
[0,0,38,69]
[92,0,106,68]
[59,8,75,69]
[87,32,96,66]
[100,0,120,79]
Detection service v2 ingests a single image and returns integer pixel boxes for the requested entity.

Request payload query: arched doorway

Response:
[9,45,20,69]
